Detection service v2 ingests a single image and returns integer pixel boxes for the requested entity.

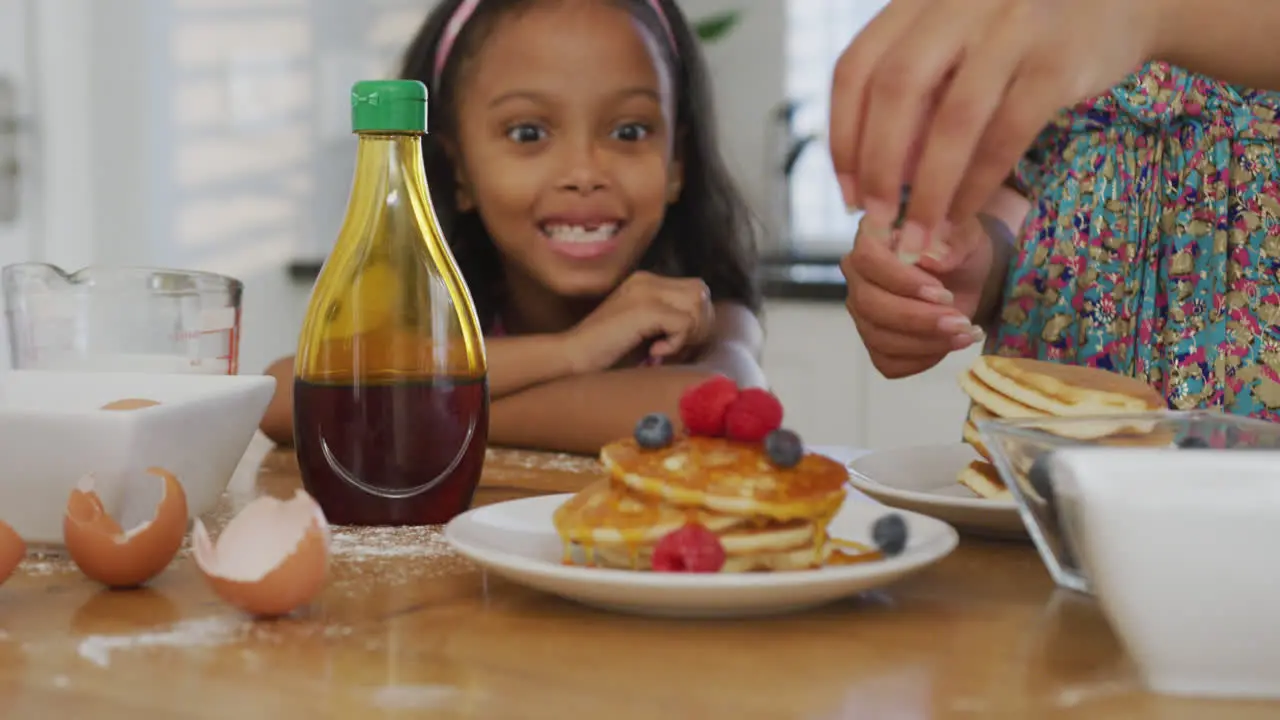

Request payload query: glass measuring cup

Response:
[2,263,242,375]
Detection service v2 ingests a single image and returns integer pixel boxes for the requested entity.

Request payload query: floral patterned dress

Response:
[990,62,1280,420]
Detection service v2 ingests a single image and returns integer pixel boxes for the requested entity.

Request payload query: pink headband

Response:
[432,0,678,88]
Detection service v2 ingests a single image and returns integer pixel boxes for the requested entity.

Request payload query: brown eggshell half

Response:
[0,519,25,586]
[192,489,330,618]
[63,467,189,588]
[100,398,161,411]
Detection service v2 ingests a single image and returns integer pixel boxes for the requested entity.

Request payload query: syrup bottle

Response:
[293,80,488,526]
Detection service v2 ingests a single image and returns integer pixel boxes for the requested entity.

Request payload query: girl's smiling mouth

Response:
[539,220,624,259]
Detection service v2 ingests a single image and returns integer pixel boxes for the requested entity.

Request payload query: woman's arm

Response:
[489,302,767,455]
[1151,0,1280,91]
[971,185,1030,329]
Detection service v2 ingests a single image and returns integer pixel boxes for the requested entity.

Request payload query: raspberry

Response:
[651,524,726,573]
[724,388,784,442]
[678,375,740,436]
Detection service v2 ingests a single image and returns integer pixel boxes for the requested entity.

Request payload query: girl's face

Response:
[451,0,680,300]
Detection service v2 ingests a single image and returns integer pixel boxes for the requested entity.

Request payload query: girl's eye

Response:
[506,124,547,143]
[611,123,650,142]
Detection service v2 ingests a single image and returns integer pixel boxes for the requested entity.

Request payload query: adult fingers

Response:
[854,313,976,357]
[856,0,986,231]
[947,55,1067,222]
[828,0,928,210]
[842,226,952,303]
[847,269,975,339]
[905,9,1031,232]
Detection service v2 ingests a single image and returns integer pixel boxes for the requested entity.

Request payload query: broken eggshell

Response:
[63,467,189,588]
[192,489,330,618]
[0,519,25,586]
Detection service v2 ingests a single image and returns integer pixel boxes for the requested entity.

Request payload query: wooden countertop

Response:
[0,435,1275,719]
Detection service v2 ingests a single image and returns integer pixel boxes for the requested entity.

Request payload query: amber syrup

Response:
[293,375,489,525]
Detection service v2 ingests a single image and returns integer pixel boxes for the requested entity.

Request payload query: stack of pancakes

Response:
[552,436,849,572]
[956,356,1167,500]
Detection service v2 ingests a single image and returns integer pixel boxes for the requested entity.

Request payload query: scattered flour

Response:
[77,615,247,668]
[487,448,599,474]
[326,525,477,587]
[328,525,455,559]
[75,615,359,668]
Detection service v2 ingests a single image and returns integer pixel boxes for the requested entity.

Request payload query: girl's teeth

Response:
[544,223,618,244]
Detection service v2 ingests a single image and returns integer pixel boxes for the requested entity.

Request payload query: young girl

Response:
[261,0,766,453]
[837,0,1280,419]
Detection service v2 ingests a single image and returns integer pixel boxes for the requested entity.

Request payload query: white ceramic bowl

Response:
[0,370,275,545]
[1049,446,1280,699]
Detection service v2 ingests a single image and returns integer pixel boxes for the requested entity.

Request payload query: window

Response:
[784,0,888,255]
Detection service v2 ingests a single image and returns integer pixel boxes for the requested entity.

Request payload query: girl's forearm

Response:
[1149,0,1280,90]
[489,367,717,456]
[485,334,577,400]
[256,334,578,446]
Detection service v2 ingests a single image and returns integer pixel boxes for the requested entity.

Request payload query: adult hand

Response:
[842,218,991,379]
[829,0,1159,258]
[561,271,714,373]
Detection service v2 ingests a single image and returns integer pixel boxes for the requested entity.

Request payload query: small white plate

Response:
[445,494,958,619]
[809,445,873,466]
[847,443,1026,539]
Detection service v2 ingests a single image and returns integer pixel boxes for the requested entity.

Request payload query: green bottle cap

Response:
[350,79,427,133]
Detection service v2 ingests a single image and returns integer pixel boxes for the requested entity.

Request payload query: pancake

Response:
[592,519,826,573]
[957,370,1047,420]
[956,460,1011,501]
[971,356,1164,416]
[551,478,743,547]
[962,405,994,462]
[601,436,848,521]
[959,367,1158,440]
[596,542,831,573]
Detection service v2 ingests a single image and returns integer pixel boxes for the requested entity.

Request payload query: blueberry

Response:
[1027,452,1056,505]
[634,413,674,449]
[872,513,908,557]
[764,428,804,468]
[1177,435,1209,449]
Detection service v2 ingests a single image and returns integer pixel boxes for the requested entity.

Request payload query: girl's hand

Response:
[561,271,715,374]
[829,0,1159,250]
[842,218,991,379]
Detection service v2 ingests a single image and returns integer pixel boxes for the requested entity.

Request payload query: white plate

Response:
[847,443,1027,539]
[809,445,873,466]
[444,494,958,619]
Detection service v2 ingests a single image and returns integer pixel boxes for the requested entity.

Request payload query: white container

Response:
[0,370,274,545]
[1050,447,1280,699]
